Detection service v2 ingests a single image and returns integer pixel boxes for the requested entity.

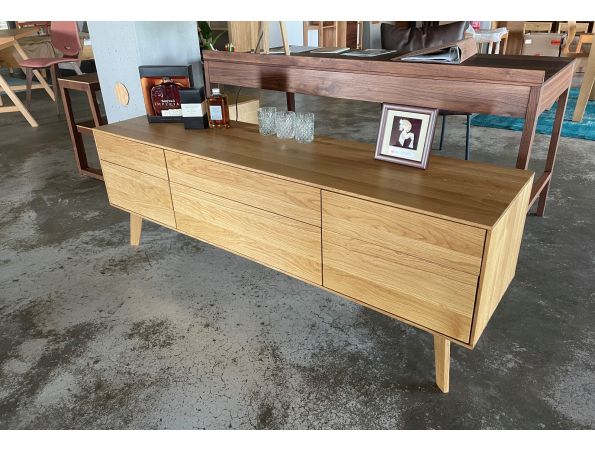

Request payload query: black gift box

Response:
[139,65,193,123]
[180,88,209,129]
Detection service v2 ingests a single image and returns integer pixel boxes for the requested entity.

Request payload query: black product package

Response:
[138,65,193,123]
[180,88,209,129]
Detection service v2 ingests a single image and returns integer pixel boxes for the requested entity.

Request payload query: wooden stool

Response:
[58,73,105,181]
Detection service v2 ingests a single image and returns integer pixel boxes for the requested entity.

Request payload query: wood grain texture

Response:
[537,89,569,216]
[322,191,485,275]
[322,228,478,342]
[101,161,176,228]
[95,119,533,229]
[572,45,595,122]
[539,62,574,112]
[206,61,531,117]
[95,130,168,180]
[94,126,534,350]
[227,21,259,53]
[469,176,533,346]
[516,86,542,170]
[130,213,142,246]
[232,96,259,124]
[165,151,321,226]
[171,183,322,284]
[434,335,450,393]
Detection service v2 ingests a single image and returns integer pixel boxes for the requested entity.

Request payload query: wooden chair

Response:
[254,21,290,55]
[557,22,589,34]
[560,21,592,58]
[20,21,81,114]
[523,22,553,33]
[559,21,594,122]
[303,21,339,47]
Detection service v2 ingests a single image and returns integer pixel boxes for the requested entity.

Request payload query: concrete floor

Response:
[0,87,594,429]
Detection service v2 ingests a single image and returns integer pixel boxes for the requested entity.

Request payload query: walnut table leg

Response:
[130,213,142,246]
[434,335,450,393]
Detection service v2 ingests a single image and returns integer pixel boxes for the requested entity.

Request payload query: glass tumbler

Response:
[294,113,315,143]
[257,107,277,135]
[275,111,296,139]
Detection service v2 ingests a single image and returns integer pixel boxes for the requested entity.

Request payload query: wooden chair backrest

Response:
[523,22,553,33]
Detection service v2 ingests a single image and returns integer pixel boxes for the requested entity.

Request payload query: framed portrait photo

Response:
[375,104,438,169]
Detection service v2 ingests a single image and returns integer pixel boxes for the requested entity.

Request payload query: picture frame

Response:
[374,104,438,169]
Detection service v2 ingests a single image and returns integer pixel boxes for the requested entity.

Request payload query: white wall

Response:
[268,21,304,47]
[87,21,202,123]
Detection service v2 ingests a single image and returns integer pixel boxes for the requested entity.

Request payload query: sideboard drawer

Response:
[95,132,168,180]
[165,151,321,226]
[322,191,485,275]
[171,183,322,284]
[102,161,176,228]
[323,230,477,342]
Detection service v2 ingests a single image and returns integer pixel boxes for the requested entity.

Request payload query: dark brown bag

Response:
[381,21,469,52]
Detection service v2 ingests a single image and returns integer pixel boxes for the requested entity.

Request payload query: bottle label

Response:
[161,108,183,117]
[209,105,223,121]
[182,101,207,118]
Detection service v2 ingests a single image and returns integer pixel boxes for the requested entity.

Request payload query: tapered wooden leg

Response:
[286,92,295,112]
[434,335,450,393]
[279,21,290,55]
[516,86,541,170]
[12,41,55,101]
[130,213,142,246]
[438,115,446,150]
[536,89,569,216]
[0,73,38,127]
[49,64,60,115]
[572,47,595,122]
[465,114,471,160]
[25,68,33,110]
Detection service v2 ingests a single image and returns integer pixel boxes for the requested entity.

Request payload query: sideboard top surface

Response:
[95,117,533,229]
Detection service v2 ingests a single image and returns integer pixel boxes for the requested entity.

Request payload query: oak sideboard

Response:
[93,117,534,393]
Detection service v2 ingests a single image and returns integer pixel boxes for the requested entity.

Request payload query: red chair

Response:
[20,21,81,114]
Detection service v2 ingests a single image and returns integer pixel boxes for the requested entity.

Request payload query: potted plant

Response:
[198,21,226,51]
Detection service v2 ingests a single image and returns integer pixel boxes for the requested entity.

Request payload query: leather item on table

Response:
[381,21,468,52]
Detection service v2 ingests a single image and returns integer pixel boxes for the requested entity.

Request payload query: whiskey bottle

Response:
[207,87,231,128]
[150,77,183,117]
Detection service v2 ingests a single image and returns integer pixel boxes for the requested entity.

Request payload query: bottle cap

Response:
[212,87,220,96]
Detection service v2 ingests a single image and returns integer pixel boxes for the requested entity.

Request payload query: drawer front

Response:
[171,183,322,284]
[165,151,321,226]
[102,161,176,228]
[95,132,168,180]
[323,230,477,342]
[322,191,485,275]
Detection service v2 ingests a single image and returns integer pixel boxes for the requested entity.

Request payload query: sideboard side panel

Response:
[470,178,533,346]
